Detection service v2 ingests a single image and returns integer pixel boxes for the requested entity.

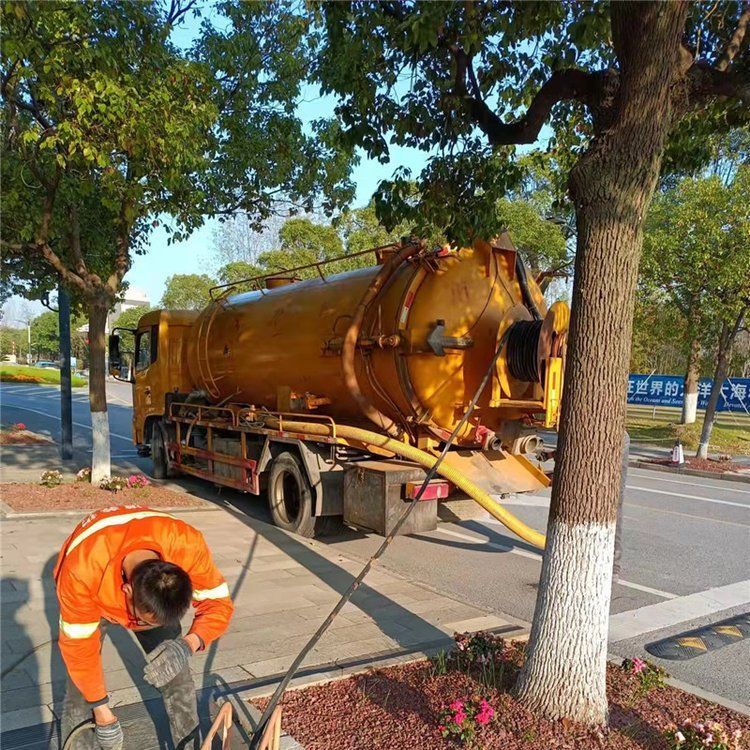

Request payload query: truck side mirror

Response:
[108,333,121,377]
[108,332,134,383]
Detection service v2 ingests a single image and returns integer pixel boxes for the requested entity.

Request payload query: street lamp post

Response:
[58,282,73,460]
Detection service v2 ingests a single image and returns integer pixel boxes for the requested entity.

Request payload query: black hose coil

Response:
[506,319,543,383]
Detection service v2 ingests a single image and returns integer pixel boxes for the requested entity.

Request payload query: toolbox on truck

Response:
[343,459,438,536]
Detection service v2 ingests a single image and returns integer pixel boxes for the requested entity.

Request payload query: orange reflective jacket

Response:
[54,505,233,703]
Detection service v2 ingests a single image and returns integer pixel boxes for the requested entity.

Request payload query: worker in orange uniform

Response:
[55,506,234,749]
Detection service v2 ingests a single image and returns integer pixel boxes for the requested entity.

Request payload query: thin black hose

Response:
[248,326,514,747]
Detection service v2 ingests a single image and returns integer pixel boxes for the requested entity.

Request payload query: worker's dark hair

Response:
[131,560,192,625]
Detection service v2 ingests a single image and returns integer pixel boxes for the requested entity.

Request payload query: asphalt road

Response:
[1,381,749,707]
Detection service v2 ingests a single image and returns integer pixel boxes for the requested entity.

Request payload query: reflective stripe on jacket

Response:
[54,505,233,703]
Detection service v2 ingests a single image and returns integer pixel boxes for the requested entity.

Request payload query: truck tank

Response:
[186,234,568,449]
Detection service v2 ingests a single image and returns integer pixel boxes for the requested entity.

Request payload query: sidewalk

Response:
[0,504,522,739]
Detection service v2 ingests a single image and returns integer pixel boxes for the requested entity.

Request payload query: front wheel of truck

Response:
[151,421,175,480]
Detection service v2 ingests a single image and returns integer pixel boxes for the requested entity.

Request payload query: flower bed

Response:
[0,422,52,445]
[646,456,747,475]
[253,635,748,750]
[0,482,206,512]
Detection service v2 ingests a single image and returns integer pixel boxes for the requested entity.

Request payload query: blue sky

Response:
[126,140,430,306]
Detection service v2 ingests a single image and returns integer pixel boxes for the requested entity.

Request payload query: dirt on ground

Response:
[0,429,52,445]
[646,456,747,474]
[255,659,749,750]
[0,482,207,512]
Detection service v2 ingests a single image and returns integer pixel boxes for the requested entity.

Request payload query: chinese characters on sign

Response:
[627,375,750,412]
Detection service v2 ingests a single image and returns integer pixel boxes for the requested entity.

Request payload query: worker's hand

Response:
[94,718,123,750]
[143,638,193,688]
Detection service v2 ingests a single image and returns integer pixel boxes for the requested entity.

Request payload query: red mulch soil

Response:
[0,429,52,445]
[0,483,206,512]
[647,456,745,474]
[254,659,750,750]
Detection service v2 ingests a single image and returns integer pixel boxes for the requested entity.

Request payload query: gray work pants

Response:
[60,622,199,749]
[613,431,630,578]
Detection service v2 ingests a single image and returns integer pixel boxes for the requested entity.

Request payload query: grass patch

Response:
[626,412,750,456]
[0,365,86,388]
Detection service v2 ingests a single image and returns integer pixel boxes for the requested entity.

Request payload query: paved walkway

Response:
[0,505,519,738]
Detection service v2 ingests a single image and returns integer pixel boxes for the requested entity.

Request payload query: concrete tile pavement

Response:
[1,505,517,735]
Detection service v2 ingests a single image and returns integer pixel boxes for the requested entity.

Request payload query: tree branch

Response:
[463,68,596,146]
[715,3,750,71]
[685,61,750,105]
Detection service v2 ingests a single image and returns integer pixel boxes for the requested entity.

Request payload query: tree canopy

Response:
[160,274,216,310]
[315,2,749,242]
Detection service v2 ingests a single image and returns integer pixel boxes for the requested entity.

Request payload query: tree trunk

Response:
[682,299,701,424]
[696,310,745,458]
[88,302,111,483]
[515,3,688,725]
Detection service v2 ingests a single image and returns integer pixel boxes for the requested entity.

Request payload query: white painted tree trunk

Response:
[681,391,698,424]
[515,519,615,724]
[91,410,111,483]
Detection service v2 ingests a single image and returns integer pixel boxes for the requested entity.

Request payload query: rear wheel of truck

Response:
[267,452,317,537]
[151,422,175,480]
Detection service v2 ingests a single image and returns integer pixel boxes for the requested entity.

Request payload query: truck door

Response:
[133,324,160,443]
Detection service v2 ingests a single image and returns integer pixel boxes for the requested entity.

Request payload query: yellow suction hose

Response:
[264,418,546,549]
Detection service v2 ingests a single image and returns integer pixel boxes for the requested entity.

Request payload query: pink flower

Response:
[437,724,445,733]
[703,735,713,746]
[454,710,467,725]
[631,657,647,674]
[449,700,464,712]
[14,422,26,430]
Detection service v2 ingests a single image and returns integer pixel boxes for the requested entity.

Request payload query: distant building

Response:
[77,288,151,335]
[107,288,150,333]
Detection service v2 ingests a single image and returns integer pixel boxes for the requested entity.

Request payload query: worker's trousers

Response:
[60,622,199,749]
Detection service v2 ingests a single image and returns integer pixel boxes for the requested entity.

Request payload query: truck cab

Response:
[109,309,198,446]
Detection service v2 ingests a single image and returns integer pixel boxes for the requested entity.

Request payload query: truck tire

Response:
[151,422,174,480]
[267,452,317,537]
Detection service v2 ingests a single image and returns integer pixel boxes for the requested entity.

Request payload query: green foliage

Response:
[495,198,568,274]
[112,305,152,352]
[30,311,59,358]
[193,1,355,228]
[314,3,748,242]
[160,274,216,310]
[641,165,750,353]
[630,290,690,375]
[335,202,413,254]
[0,326,28,359]
[0,364,86,387]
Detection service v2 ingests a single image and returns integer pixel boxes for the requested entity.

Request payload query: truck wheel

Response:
[151,422,174,480]
[267,452,316,537]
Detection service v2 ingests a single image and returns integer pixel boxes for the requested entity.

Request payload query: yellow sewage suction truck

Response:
[109,234,568,545]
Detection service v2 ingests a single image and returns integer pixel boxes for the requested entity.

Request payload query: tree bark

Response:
[515,2,688,725]
[696,309,746,458]
[88,301,111,483]
[681,304,701,425]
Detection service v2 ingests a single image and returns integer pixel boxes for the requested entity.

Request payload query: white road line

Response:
[434,526,677,600]
[609,580,750,642]
[627,484,750,508]
[629,470,750,495]
[0,403,133,443]
[627,503,749,527]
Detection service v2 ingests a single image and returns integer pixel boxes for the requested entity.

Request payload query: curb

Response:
[0,503,222,520]
[629,459,750,484]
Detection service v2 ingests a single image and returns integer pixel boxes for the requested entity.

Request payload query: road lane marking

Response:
[433,526,677,600]
[0,403,133,443]
[609,580,750,642]
[628,471,750,495]
[627,485,749,508]
[628,503,749,527]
